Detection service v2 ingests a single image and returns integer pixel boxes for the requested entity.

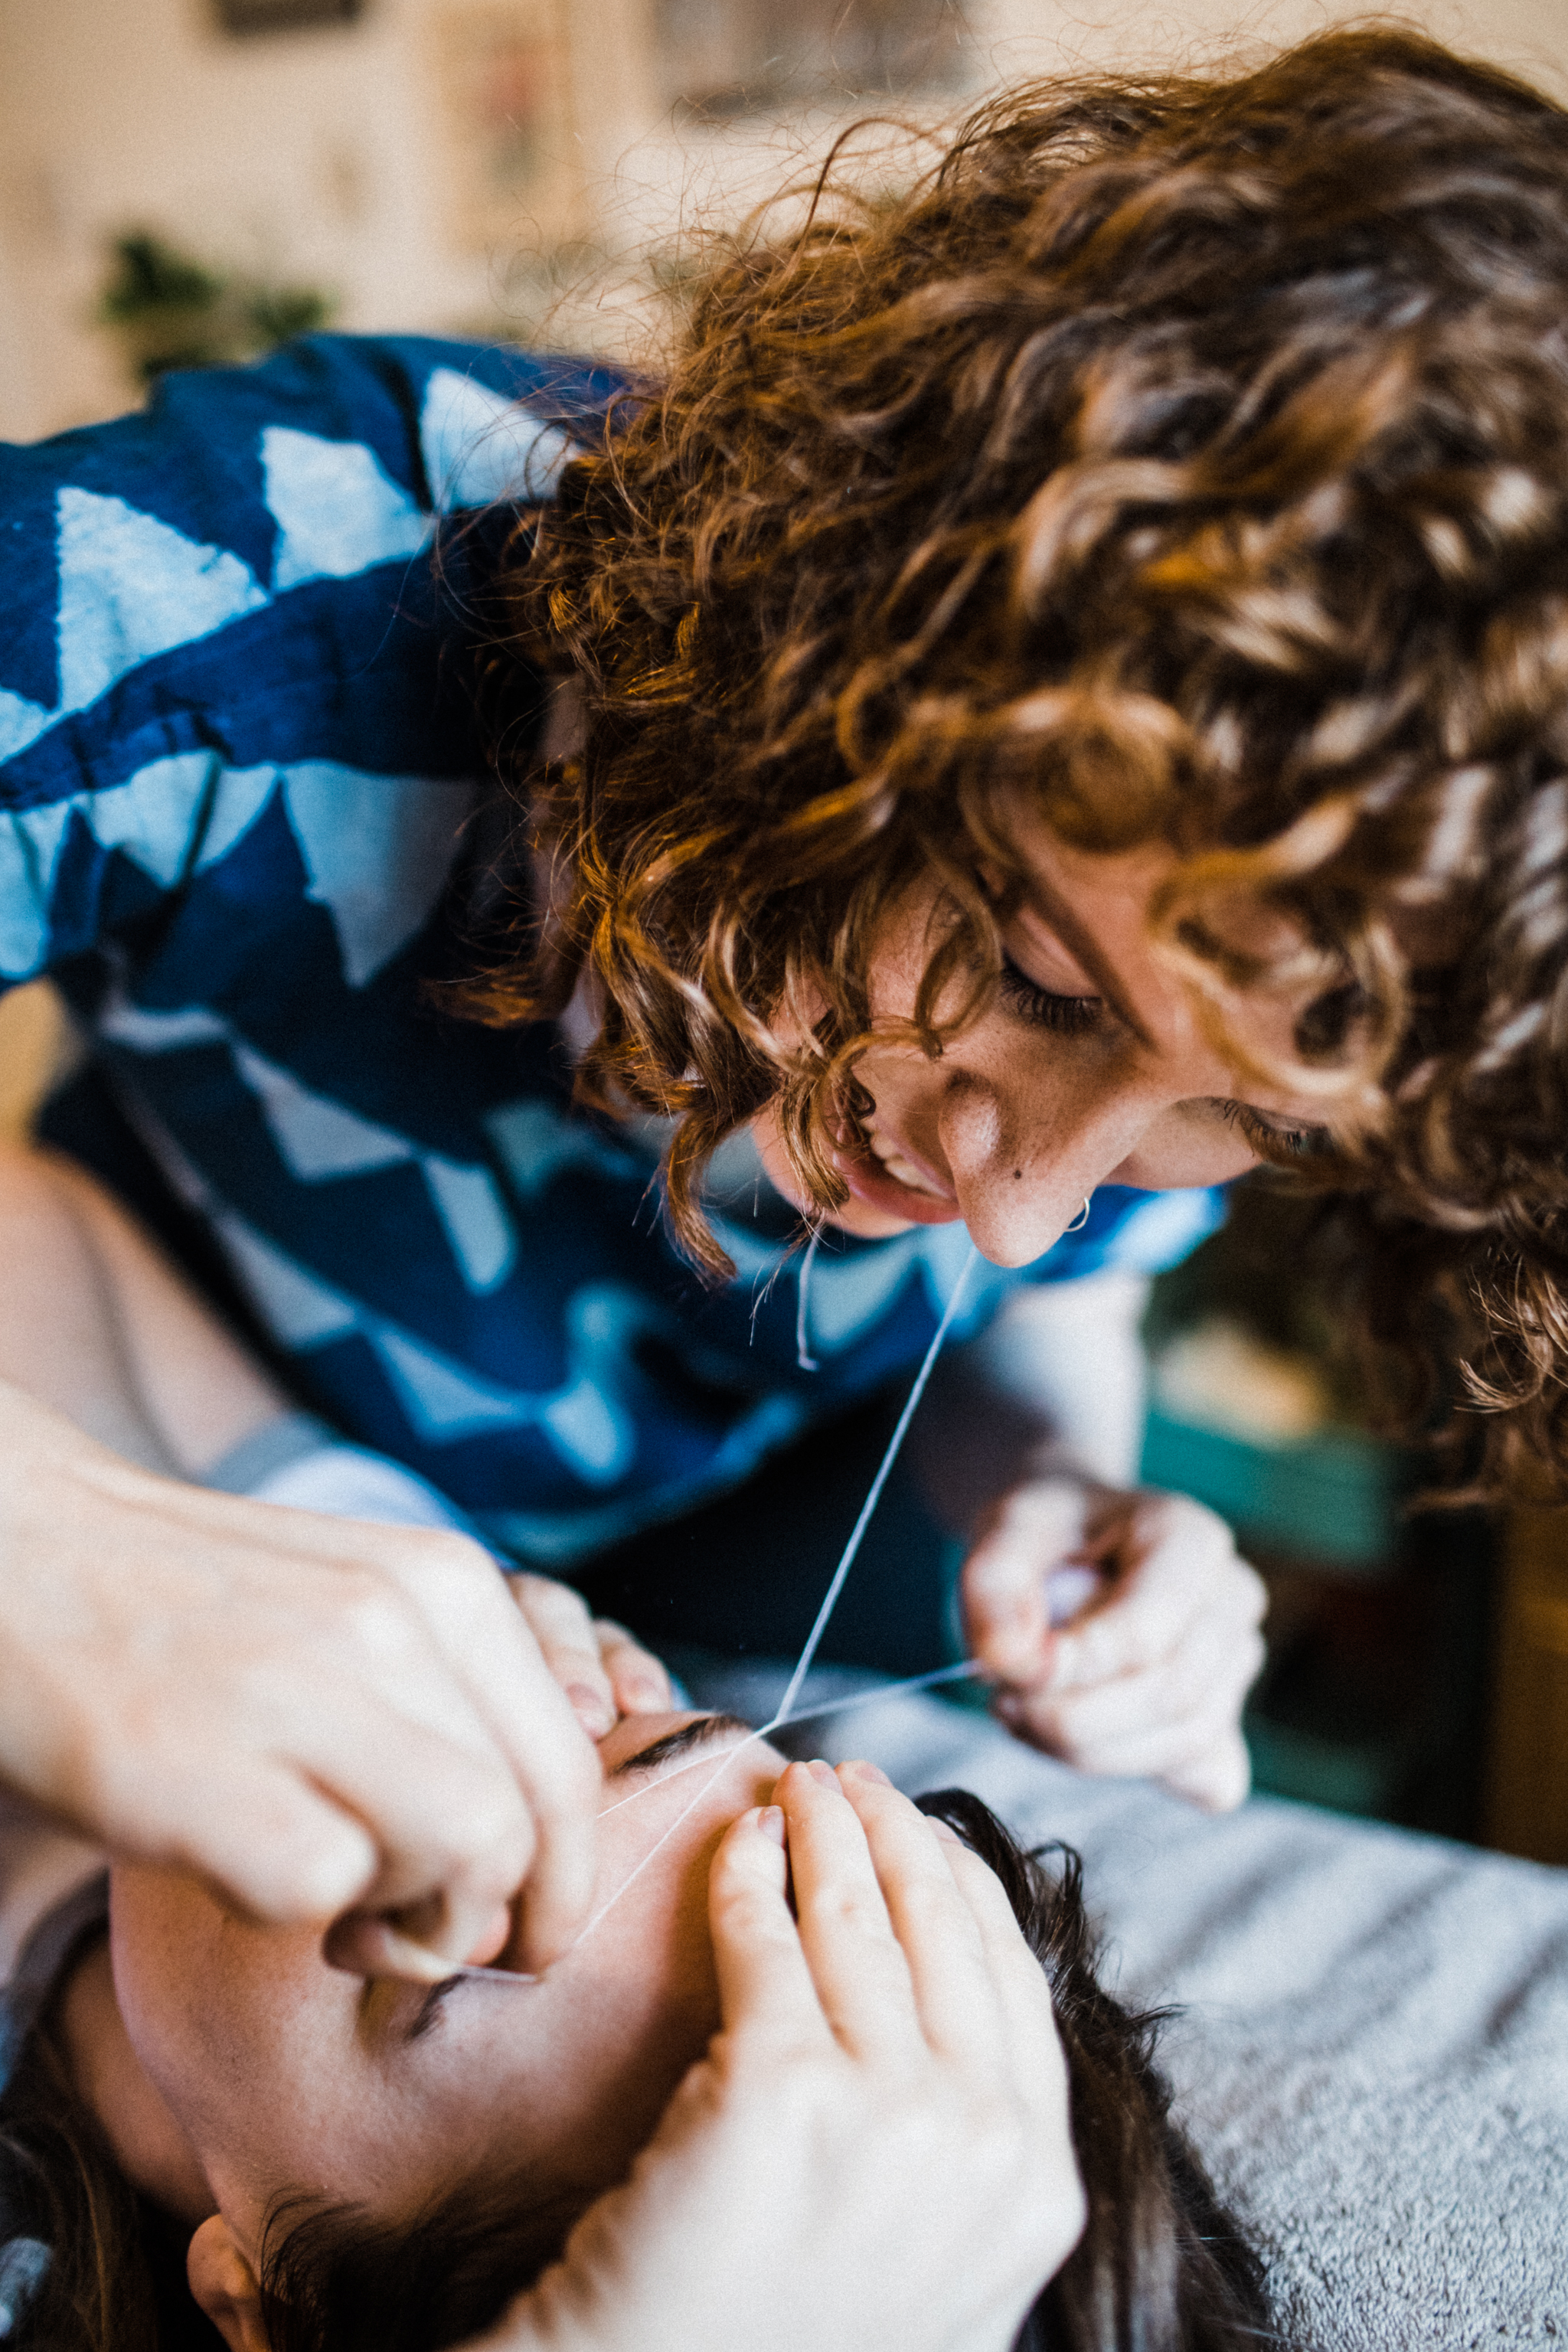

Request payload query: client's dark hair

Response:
[918,1791,1271,2351]
[0,1796,1273,2352]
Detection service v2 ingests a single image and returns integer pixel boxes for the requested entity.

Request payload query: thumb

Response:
[961,1482,1090,1685]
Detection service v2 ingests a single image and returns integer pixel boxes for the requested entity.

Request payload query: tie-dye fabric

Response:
[0,335,1222,1566]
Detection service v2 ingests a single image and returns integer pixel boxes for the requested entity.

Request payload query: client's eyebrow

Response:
[608,1713,754,1779]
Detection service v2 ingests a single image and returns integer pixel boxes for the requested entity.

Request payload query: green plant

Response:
[96,230,335,389]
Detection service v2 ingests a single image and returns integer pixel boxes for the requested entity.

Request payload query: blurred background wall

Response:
[1,0,1565,442]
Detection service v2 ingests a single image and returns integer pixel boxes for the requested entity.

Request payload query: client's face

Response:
[107,1712,782,2254]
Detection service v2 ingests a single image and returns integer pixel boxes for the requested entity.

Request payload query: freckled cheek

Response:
[1109,1119,1259,1188]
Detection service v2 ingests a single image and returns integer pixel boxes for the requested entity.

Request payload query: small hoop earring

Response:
[1064,1196,1091,1233]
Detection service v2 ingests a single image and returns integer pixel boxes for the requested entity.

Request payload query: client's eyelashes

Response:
[407,1975,464,2040]
[997,952,1105,1036]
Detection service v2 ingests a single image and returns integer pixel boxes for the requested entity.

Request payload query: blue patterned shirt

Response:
[0,335,1222,1565]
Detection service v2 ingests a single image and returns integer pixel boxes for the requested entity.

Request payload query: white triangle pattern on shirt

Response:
[418,368,577,511]
[279,762,475,989]
[55,486,268,714]
[262,426,431,590]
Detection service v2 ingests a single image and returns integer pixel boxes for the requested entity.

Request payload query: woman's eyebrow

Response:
[608,1713,753,1779]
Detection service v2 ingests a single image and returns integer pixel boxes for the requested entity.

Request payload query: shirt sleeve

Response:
[0,332,618,992]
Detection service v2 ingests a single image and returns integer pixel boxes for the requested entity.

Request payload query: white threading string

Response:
[461,1242,979,1985]
[595,1658,985,1822]
[459,1660,989,1984]
[795,1223,823,1371]
[773,1240,976,1726]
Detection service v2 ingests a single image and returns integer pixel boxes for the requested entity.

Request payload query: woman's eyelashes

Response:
[996,951,1105,1035]
[989,944,1323,1157]
[1217,1098,1319,1158]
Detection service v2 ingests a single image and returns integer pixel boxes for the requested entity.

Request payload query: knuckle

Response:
[421,1528,487,1575]
[46,1688,119,1820]
[524,1573,590,1628]
[529,1740,601,1825]
[1163,1491,1223,1549]
[464,1775,531,1859]
[961,1538,1007,1599]
[591,1614,637,1646]
[544,1635,602,1677]
[946,2086,1033,2180]
[261,1830,373,1921]
[709,1870,777,1934]
[764,2055,841,2133]
[375,1527,475,1587]
[802,1883,885,1939]
[335,1579,418,1660]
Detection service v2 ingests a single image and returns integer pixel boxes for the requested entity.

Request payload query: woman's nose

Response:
[937,1069,1158,1267]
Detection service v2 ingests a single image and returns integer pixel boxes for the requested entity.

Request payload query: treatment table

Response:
[688,1661,1568,2346]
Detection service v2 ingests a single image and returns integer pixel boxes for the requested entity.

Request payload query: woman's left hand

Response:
[508,1575,675,1739]
[960,1477,1266,1811]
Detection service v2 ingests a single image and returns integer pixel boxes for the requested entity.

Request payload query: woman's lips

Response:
[832,1130,962,1227]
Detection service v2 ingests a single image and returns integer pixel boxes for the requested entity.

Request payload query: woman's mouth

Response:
[832,1122,962,1226]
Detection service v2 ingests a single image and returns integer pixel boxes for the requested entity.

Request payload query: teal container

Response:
[1240,1710,1417,1818]
[1138,1406,1406,1570]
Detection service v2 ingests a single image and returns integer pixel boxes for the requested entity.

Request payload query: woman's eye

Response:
[1218,1099,1320,1158]
[997,953,1105,1035]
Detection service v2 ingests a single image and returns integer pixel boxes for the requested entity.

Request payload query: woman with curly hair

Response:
[0,24,1563,2024]
[473,20,1568,1792]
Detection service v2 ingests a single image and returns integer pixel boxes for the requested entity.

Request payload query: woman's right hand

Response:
[0,1380,601,1976]
[480,1758,1085,2352]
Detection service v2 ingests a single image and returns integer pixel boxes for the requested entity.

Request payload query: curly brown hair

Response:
[469,25,1568,1491]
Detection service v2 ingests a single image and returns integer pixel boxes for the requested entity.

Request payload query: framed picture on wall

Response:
[211,0,366,31]
[655,0,969,115]
[428,0,580,255]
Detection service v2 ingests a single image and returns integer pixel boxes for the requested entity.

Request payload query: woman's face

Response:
[106,1712,782,2261]
[753,802,1333,1261]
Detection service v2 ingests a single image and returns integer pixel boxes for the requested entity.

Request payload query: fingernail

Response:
[804,1758,839,1788]
[842,1759,892,1786]
[461,1902,514,1970]
[567,1683,615,1737]
[756,1805,786,1846]
[929,1819,964,1847]
[364,1928,456,1984]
